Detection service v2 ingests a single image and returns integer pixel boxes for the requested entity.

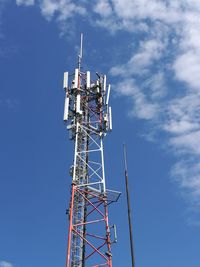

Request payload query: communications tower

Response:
[63,34,120,267]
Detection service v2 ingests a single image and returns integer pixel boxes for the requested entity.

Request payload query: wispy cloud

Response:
[0,98,20,109]
[16,0,34,6]
[113,78,159,120]
[97,0,200,211]
[111,38,166,77]
[39,0,86,21]
[16,0,87,36]
[0,261,14,267]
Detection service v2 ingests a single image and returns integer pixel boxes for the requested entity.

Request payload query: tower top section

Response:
[63,34,112,138]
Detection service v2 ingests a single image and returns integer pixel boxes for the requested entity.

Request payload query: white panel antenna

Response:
[106,84,111,105]
[103,75,107,93]
[109,106,112,130]
[63,72,68,89]
[76,94,82,114]
[74,68,79,88]
[63,93,69,121]
[86,71,90,88]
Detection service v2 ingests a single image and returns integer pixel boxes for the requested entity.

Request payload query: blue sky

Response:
[1,0,200,266]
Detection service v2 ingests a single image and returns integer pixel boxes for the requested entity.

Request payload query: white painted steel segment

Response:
[72,122,79,181]
[100,139,106,193]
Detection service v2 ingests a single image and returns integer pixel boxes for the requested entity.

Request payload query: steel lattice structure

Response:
[63,35,120,267]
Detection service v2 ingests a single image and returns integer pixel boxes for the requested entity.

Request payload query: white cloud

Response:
[39,0,86,21]
[95,2,200,210]
[164,94,200,135]
[0,261,14,267]
[172,160,200,201]
[111,38,166,77]
[93,0,113,18]
[163,120,199,135]
[112,0,169,20]
[115,78,159,120]
[144,72,166,100]
[93,0,182,32]
[15,0,86,35]
[106,0,200,208]
[16,0,35,6]
[174,51,200,90]
[170,131,200,155]
[110,36,167,121]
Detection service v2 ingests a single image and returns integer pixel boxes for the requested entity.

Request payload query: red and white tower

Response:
[63,34,120,267]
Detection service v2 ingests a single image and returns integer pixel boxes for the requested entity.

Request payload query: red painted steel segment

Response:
[66,186,113,266]
[66,184,75,267]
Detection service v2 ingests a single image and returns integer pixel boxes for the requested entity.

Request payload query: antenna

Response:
[80,33,83,59]
[106,84,111,105]
[123,144,136,267]
[78,33,83,70]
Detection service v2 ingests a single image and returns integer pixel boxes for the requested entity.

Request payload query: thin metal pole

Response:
[78,33,83,70]
[123,144,135,267]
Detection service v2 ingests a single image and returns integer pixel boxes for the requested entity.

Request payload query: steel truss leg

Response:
[66,186,113,267]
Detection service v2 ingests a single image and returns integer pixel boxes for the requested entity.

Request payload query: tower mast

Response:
[63,35,120,267]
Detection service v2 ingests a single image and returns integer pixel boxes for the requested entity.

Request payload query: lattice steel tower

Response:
[63,34,120,267]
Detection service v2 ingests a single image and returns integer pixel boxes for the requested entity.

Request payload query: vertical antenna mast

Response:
[78,33,83,70]
[123,144,135,267]
[63,35,121,267]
